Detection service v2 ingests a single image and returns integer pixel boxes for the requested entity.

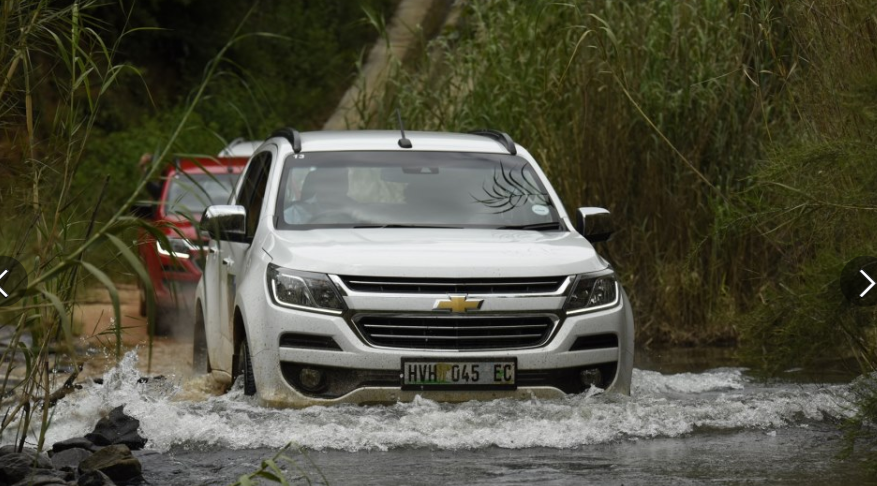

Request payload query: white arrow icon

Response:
[860,269,875,297]
[0,269,8,298]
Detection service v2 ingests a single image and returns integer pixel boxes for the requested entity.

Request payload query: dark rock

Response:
[0,447,53,468]
[5,466,69,485]
[113,431,147,451]
[85,406,147,450]
[135,375,165,384]
[51,447,92,470]
[58,465,78,480]
[83,433,112,447]
[77,470,116,486]
[53,438,98,453]
[11,473,69,486]
[0,454,32,484]
[0,451,54,483]
[78,445,141,482]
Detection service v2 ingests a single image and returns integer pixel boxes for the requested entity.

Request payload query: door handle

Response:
[222,258,234,266]
[208,247,217,254]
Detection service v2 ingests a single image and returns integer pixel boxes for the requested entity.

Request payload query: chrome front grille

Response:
[353,314,555,350]
[340,276,567,295]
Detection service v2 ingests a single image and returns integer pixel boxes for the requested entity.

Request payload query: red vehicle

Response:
[137,155,249,334]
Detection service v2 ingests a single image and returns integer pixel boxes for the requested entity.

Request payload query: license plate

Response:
[401,358,516,390]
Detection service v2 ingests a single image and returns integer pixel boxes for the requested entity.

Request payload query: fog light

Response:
[580,368,602,387]
[299,367,325,392]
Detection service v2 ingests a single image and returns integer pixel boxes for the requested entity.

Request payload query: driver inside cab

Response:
[283,168,354,224]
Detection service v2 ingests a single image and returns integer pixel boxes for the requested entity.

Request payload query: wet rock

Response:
[51,447,92,470]
[14,474,68,486]
[0,453,33,484]
[11,473,70,486]
[136,375,165,384]
[52,438,98,453]
[0,450,55,483]
[0,446,53,468]
[114,431,147,451]
[77,470,116,486]
[85,406,147,450]
[78,445,141,482]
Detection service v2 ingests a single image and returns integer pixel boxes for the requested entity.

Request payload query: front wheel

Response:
[237,338,257,396]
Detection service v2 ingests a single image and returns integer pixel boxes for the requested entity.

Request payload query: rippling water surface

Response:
[30,350,874,485]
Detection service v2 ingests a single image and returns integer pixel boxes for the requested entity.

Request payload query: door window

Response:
[236,152,273,238]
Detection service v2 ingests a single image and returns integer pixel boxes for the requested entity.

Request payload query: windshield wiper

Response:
[353,224,465,229]
[496,222,565,231]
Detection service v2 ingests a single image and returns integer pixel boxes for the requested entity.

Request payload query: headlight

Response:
[267,264,345,314]
[564,274,619,314]
[156,237,195,259]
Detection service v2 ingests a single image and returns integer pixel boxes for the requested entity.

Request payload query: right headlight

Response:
[267,264,345,315]
[564,273,619,315]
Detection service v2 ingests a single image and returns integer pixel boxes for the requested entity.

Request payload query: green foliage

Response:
[734,0,877,371]
[0,0,274,452]
[230,442,328,486]
[70,0,397,220]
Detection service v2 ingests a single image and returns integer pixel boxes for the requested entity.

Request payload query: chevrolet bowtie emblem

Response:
[434,295,484,313]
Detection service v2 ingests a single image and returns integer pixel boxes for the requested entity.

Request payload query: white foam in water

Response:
[632,368,747,395]
[32,352,856,452]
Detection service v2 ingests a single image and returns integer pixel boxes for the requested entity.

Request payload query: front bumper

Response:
[246,289,635,408]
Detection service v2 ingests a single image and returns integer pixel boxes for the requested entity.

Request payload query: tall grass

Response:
[365,0,791,344]
[733,0,877,370]
[0,0,264,453]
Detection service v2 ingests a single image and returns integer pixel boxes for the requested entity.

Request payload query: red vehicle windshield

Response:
[164,172,239,219]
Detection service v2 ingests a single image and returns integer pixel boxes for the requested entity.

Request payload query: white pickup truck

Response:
[194,128,634,407]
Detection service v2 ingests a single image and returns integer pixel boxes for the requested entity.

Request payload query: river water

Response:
[21,346,872,485]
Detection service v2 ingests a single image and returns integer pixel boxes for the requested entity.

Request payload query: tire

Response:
[237,338,257,396]
[153,308,172,336]
[192,305,210,374]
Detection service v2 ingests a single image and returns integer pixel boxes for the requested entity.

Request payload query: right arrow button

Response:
[841,256,877,306]
[860,269,876,298]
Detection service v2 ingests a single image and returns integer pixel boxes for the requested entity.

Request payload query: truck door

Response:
[218,151,273,372]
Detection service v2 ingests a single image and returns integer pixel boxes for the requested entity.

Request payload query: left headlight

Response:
[267,264,345,315]
[564,273,619,315]
[156,237,195,259]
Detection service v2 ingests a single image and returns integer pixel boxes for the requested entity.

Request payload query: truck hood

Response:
[263,228,609,278]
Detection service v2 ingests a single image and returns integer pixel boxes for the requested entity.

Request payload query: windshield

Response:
[164,172,239,219]
[275,151,562,229]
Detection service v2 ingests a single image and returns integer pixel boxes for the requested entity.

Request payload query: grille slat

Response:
[342,276,566,294]
[355,315,553,350]
[363,324,547,330]
[370,333,545,340]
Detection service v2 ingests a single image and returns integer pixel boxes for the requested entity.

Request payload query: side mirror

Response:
[201,205,248,242]
[129,202,155,220]
[575,207,613,243]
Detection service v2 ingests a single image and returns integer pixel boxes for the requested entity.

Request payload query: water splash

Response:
[38,353,854,452]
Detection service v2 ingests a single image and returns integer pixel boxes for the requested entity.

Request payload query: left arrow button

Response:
[0,256,28,307]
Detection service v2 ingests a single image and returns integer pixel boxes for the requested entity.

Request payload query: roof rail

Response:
[469,129,517,155]
[270,127,302,153]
